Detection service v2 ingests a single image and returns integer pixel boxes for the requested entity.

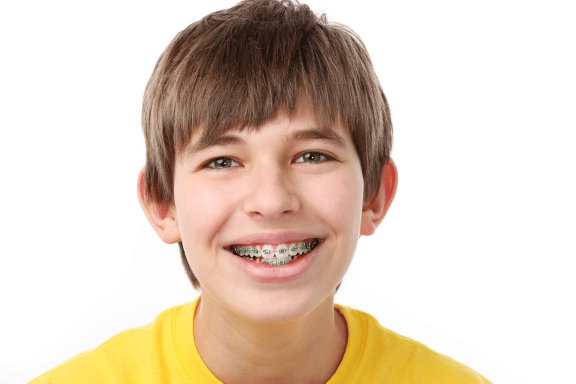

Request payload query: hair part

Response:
[142,0,392,291]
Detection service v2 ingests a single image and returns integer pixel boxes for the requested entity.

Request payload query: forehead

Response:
[183,107,350,159]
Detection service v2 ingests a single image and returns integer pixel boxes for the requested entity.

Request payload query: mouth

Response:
[227,238,321,266]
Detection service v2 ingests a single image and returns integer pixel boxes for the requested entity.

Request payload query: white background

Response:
[1,0,574,383]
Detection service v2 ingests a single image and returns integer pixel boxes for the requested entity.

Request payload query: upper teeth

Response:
[232,240,318,258]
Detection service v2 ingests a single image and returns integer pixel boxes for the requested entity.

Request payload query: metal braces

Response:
[233,240,317,256]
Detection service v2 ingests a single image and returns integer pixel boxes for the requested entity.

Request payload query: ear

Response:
[137,167,181,244]
[360,158,398,236]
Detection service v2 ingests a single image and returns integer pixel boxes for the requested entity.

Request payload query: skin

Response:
[138,105,398,383]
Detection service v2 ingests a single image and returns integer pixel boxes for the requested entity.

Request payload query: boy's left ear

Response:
[360,159,398,236]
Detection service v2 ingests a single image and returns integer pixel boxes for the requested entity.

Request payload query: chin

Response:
[233,285,325,324]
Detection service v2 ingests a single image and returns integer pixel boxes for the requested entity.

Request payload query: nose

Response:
[242,163,301,220]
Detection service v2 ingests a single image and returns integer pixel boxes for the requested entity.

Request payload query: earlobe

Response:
[360,159,398,236]
[137,167,181,244]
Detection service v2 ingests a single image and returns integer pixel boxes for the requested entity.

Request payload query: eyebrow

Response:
[185,127,347,159]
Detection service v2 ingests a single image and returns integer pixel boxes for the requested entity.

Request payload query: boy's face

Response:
[171,106,370,323]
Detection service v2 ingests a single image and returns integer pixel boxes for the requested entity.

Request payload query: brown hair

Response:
[141,0,393,290]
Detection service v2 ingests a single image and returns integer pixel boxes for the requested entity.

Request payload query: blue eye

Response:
[295,152,331,163]
[204,157,240,170]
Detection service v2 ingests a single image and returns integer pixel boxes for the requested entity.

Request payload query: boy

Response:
[31,0,491,382]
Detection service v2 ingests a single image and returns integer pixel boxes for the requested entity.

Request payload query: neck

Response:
[193,292,348,384]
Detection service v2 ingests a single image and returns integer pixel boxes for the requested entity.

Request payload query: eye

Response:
[294,152,332,164]
[203,157,240,170]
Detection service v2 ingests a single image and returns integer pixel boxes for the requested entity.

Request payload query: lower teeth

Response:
[239,255,298,265]
[261,257,295,266]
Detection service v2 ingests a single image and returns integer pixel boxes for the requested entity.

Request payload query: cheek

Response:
[306,169,364,235]
[173,181,236,286]
[173,177,233,250]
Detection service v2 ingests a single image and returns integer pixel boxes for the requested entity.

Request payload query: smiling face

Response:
[170,107,368,323]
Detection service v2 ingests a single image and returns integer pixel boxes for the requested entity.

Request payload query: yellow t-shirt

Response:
[30,297,491,383]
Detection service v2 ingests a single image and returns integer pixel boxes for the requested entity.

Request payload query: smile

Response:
[229,239,320,266]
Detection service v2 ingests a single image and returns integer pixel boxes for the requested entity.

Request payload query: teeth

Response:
[232,239,319,263]
[261,256,293,266]
[277,243,288,255]
[288,243,298,256]
[250,245,261,258]
[261,245,274,259]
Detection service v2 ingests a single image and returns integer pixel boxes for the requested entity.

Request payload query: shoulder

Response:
[335,305,492,384]
[29,303,190,384]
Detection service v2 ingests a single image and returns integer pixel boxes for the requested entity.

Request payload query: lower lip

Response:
[227,241,322,283]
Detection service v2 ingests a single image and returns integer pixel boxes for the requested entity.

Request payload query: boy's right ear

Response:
[137,168,181,244]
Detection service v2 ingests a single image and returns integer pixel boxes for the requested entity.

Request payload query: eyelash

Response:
[294,152,331,164]
[203,157,241,170]
[202,152,333,170]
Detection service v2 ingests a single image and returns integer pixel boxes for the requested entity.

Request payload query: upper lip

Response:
[225,231,322,247]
